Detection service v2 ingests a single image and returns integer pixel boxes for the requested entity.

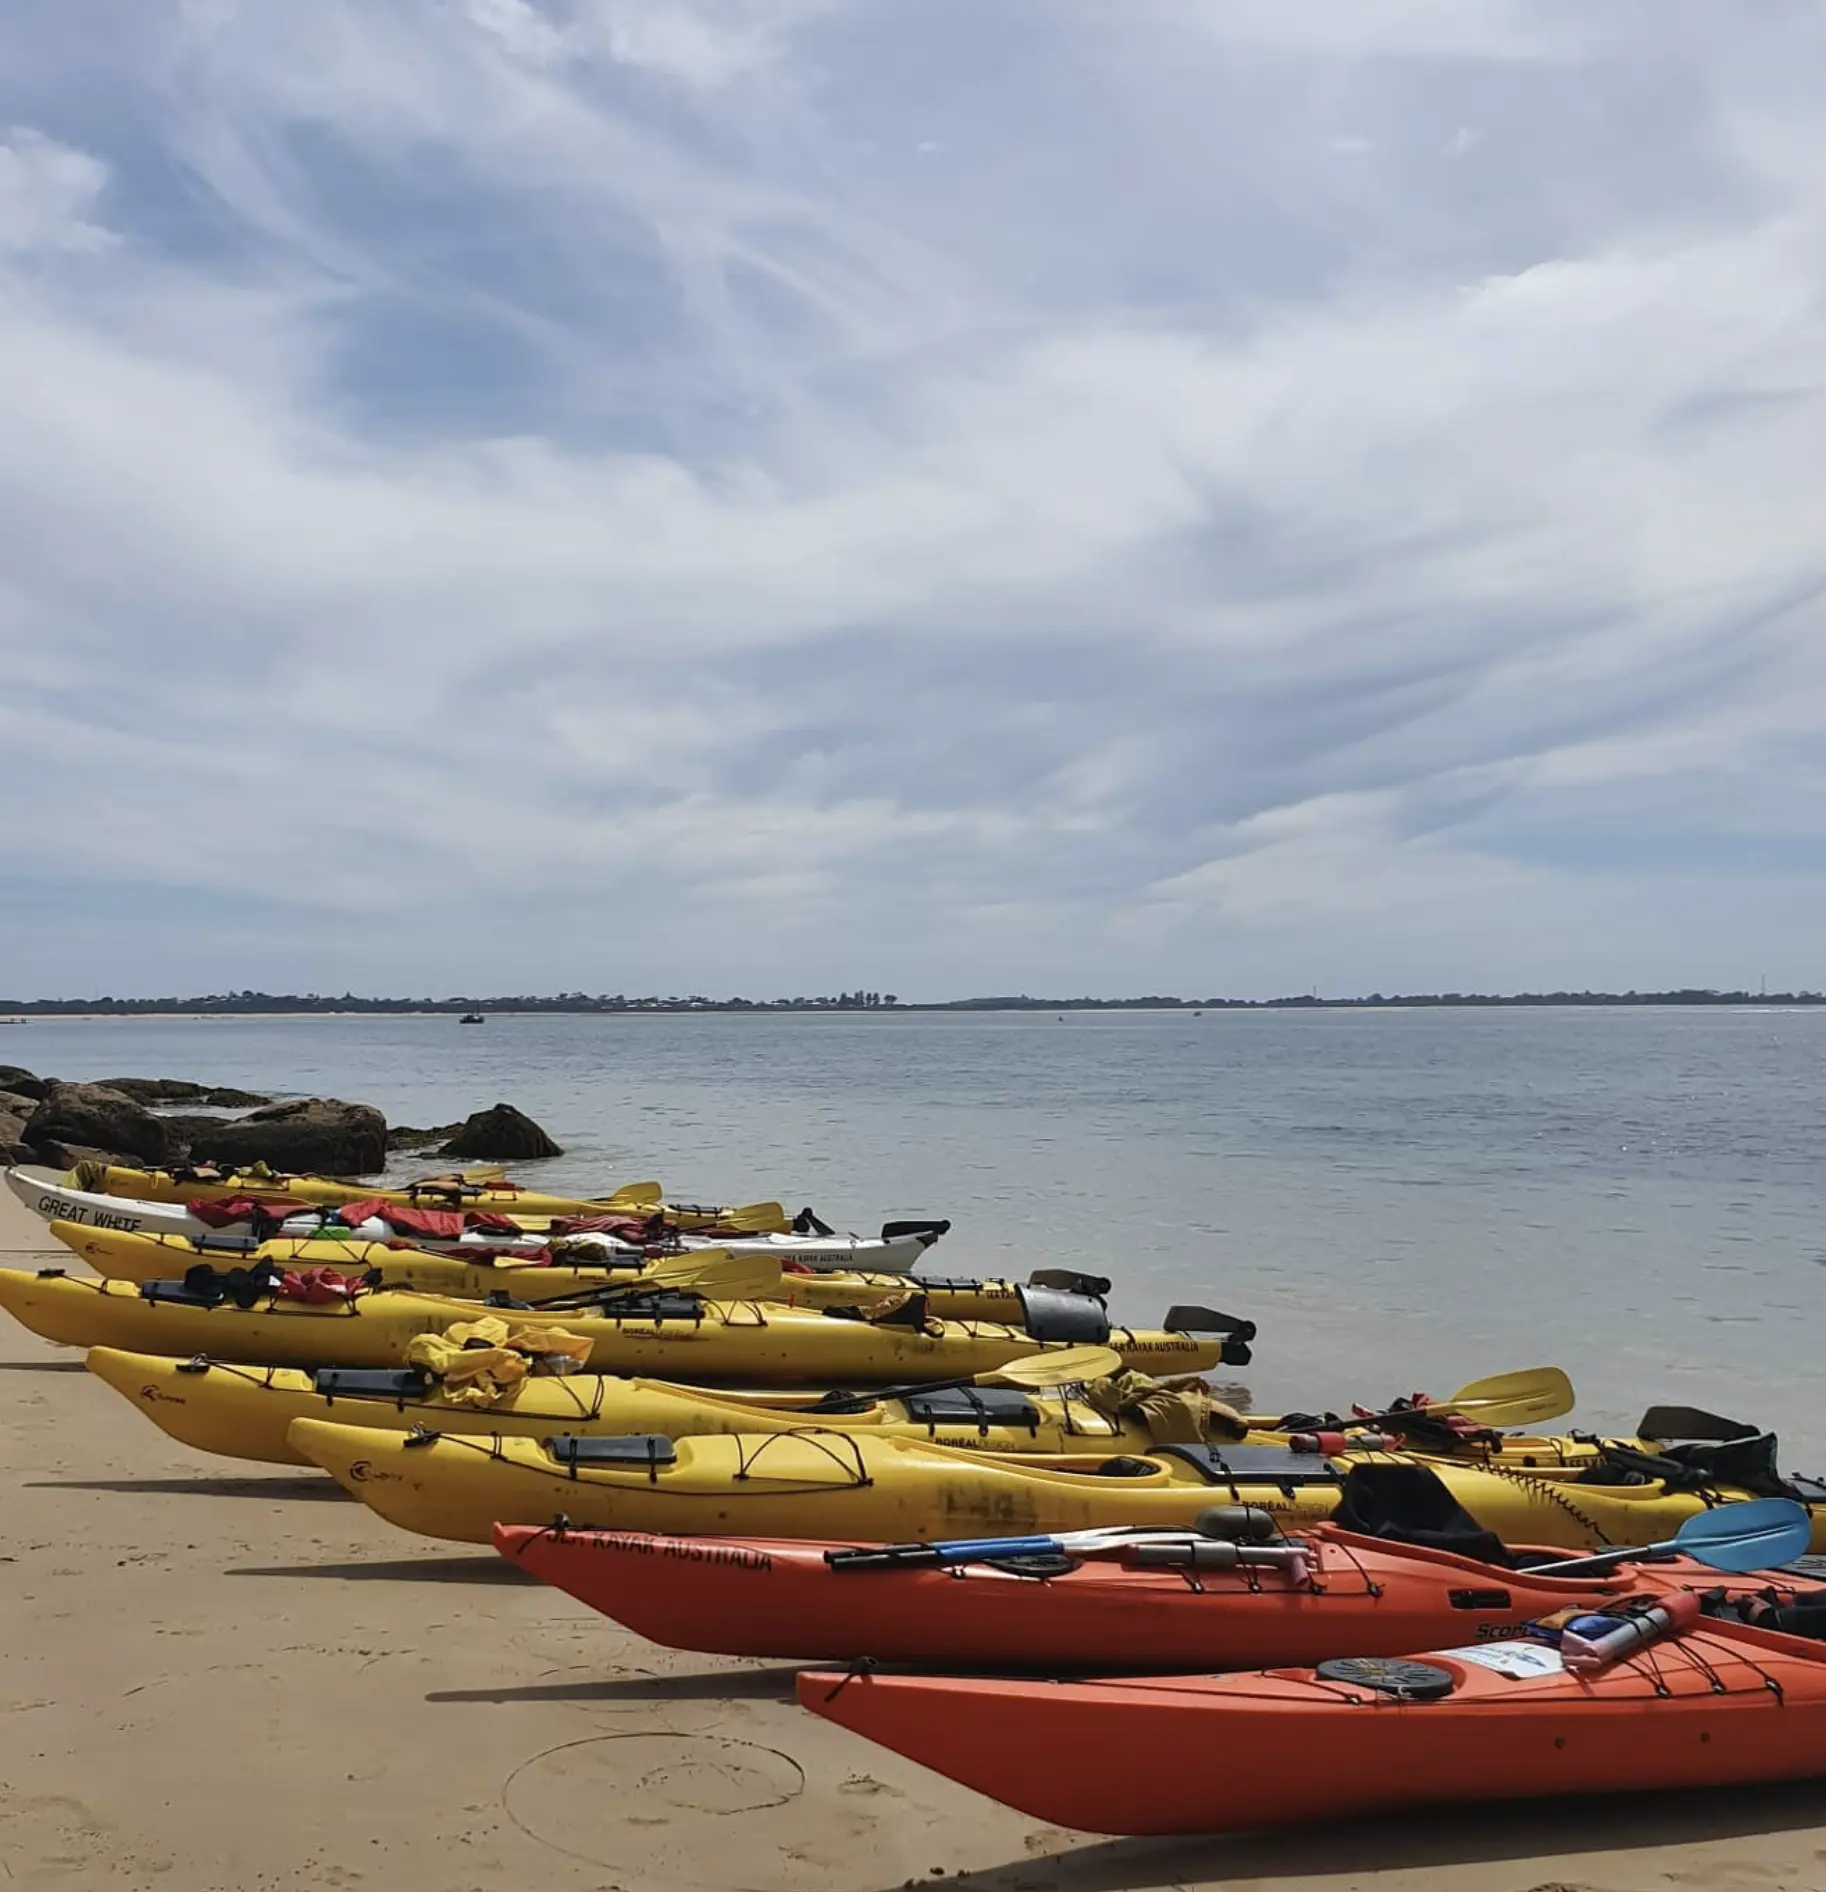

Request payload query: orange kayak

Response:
[801,1600,1826,1833]
[497,1521,1823,1671]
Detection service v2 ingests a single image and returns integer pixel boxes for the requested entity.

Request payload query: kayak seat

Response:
[1756,1603,1826,1642]
[547,1434,678,1469]
[1333,1463,1515,1567]
[1015,1286,1111,1345]
[1151,1444,1345,1488]
[902,1386,1041,1430]
[1587,1435,1801,1500]
[313,1367,431,1400]
[1659,1433,1798,1500]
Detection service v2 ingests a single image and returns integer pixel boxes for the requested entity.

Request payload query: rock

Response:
[0,1101,32,1165]
[26,1139,130,1171]
[156,1112,242,1155]
[439,1103,564,1160]
[0,1065,49,1102]
[24,1082,175,1165]
[94,1078,269,1107]
[0,1090,41,1117]
[99,1077,211,1103]
[189,1098,387,1176]
[387,1123,465,1151]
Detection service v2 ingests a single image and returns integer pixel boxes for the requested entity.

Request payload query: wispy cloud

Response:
[3,1,1825,996]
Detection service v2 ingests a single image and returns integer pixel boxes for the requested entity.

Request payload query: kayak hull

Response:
[85,1347,1139,1466]
[798,1615,1826,1833]
[15,1172,937,1272]
[492,1522,1816,1668]
[287,1419,1826,1550]
[0,1266,1226,1384]
[76,1162,683,1222]
[56,1223,1031,1322]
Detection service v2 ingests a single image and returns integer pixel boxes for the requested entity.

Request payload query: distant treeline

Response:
[1,987,1821,1015]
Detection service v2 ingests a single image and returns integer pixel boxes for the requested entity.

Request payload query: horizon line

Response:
[0,986,1819,1016]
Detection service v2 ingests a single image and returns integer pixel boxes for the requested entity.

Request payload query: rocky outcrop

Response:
[25,1139,124,1171]
[439,1103,563,1160]
[155,1112,243,1155]
[0,1098,33,1164]
[0,1064,49,1102]
[100,1078,270,1107]
[100,1077,209,1103]
[24,1083,176,1165]
[189,1098,387,1176]
[387,1123,464,1151]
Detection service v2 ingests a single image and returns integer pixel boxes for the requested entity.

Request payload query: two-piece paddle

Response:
[489,1250,785,1310]
[1264,1366,1577,1441]
[804,1344,1127,1414]
[1525,1498,1812,1578]
[827,1506,1289,1573]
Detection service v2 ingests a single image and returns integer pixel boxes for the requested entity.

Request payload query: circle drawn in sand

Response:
[504,1732,807,1887]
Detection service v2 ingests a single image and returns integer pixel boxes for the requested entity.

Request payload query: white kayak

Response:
[4,1166,947,1274]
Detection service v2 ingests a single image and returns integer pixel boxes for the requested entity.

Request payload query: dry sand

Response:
[3,1188,1825,1892]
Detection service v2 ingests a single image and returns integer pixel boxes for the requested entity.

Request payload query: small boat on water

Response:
[459,1013,484,1024]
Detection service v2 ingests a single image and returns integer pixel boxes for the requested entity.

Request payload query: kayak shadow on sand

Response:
[26,1475,350,1500]
[893,1776,1826,1891]
[226,1556,536,1584]
[426,1666,800,1706]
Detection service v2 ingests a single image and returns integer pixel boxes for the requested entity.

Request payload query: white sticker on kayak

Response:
[1438,1640,1564,1679]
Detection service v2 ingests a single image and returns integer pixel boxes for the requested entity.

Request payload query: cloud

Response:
[0,126,116,252]
[2,1,1826,997]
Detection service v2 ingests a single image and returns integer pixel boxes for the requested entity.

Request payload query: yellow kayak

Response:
[85,1163,783,1231]
[52,1222,1069,1324]
[290,1421,1826,1550]
[0,1266,1235,1384]
[86,1345,1620,1471]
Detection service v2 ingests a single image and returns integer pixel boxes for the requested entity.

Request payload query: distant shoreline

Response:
[2,988,1820,1019]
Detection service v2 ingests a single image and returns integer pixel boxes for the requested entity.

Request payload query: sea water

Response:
[7,1006,1821,1455]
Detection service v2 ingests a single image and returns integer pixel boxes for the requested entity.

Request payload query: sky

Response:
[3,1,1826,1001]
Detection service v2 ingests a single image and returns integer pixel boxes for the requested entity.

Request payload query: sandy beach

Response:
[3,1187,1824,1891]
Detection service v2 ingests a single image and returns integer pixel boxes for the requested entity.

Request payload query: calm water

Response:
[7,1008,1822,1455]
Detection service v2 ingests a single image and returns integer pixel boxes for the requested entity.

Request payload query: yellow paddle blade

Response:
[980,1345,1125,1389]
[459,1165,507,1184]
[1245,1365,1577,1436]
[1434,1365,1575,1429]
[685,1199,788,1234]
[605,1181,663,1205]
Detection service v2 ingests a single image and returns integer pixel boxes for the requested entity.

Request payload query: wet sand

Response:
[3,1187,1825,1892]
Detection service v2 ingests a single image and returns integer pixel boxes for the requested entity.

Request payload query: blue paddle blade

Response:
[1673,1497,1813,1573]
